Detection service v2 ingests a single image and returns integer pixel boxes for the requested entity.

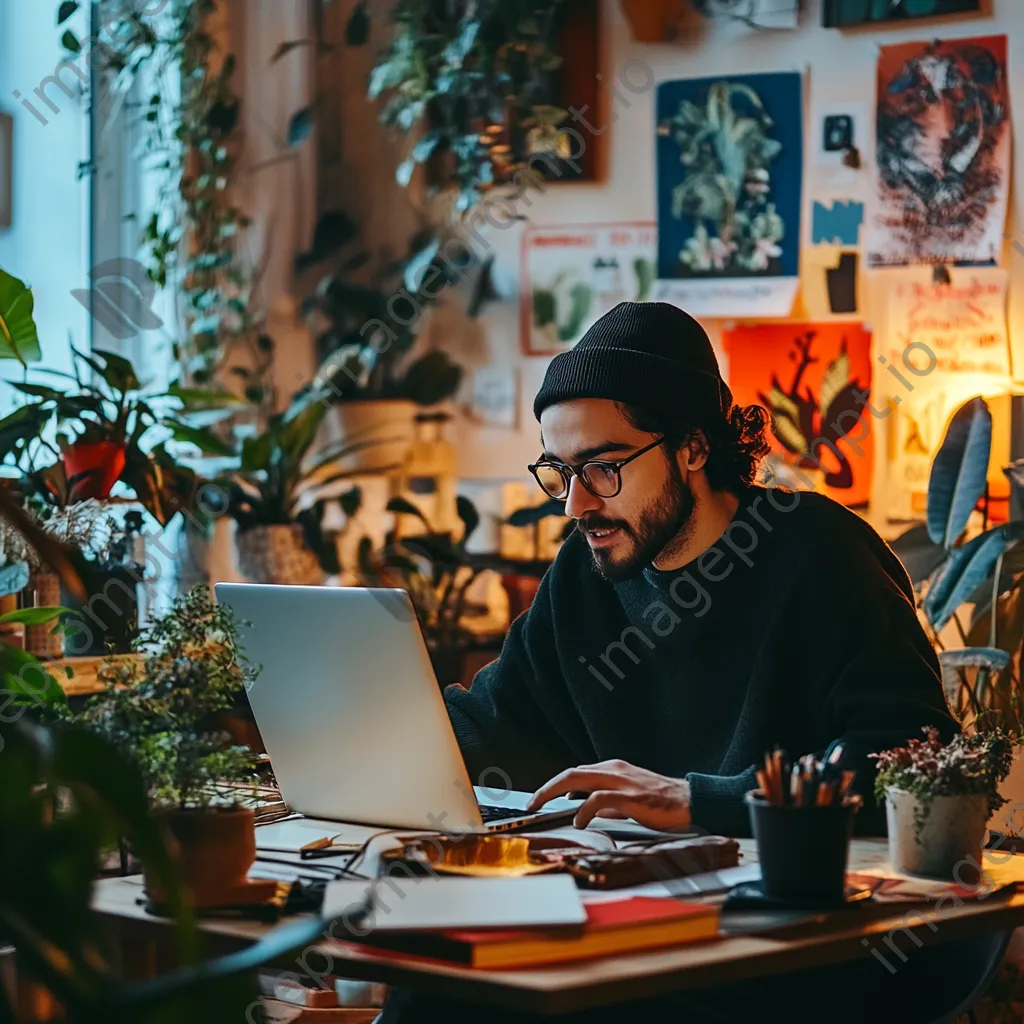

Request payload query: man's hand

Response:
[527,759,692,831]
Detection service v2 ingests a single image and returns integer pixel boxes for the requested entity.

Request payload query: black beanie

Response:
[533,301,732,423]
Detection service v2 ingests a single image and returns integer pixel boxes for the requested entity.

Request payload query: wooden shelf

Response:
[49,653,144,697]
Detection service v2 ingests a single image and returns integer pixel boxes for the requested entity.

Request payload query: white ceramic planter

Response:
[886,788,990,879]
[323,399,419,472]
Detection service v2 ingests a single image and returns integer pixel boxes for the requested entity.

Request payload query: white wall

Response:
[0,0,88,387]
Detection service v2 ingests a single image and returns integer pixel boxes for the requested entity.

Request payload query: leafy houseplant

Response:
[302,225,464,409]
[0,345,236,525]
[337,0,569,212]
[872,727,1013,878]
[891,397,1024,736]
[80,584,261,900]
[358,494,484,686]
[221,398,394,584]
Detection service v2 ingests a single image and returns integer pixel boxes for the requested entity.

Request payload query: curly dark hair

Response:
[619,401,772,494]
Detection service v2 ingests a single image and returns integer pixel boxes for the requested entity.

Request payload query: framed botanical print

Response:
[823,0,980,27]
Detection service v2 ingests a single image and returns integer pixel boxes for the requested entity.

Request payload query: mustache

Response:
[578,515,631,534]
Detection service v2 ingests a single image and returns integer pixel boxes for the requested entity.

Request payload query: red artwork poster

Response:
[723,323,874,508]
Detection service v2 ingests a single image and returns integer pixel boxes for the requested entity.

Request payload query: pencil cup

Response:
[745,792,855,906]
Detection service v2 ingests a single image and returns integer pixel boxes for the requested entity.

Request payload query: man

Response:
[381,302,969,1023]
[446,300,952,837]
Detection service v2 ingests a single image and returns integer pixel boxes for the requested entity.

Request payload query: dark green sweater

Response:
[444,486,955,837]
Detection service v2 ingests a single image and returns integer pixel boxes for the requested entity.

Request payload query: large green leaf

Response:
[0,606,72,625]
[923,522,1024,631]
[927,397,991,549]
[889,522,946,586]
[456,494,479,547]
[240,432,273,472]
[163,384,242,410]
[0,645,66,710]
[278,400,326,465]
[0,403,52,462]
[91,347,142,395]
[0,269,42,364]
[162,419,235,457]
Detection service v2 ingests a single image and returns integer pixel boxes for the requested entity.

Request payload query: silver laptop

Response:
[214,583,581,834]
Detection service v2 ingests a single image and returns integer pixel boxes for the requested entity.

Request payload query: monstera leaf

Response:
[927,396,992,550]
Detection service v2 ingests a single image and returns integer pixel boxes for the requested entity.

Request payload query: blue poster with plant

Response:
[655,72,803,299]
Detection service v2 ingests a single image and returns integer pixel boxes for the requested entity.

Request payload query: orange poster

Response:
[723,323,874,508]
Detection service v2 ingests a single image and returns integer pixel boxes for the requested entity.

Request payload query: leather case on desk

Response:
[559,835,742,889]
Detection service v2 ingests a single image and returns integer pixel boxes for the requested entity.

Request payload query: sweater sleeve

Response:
[686,518,955,838]
[803,526,957,834]
[443,564,580,792]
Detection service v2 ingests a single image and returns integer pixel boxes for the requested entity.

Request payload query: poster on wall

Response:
[520,222,656,356]
[697,0,799,30]
[654,72,803,318]
[823,0,980,28]
[866,35,1011,268]
[878,267,1012,518]
[723,323,874,507]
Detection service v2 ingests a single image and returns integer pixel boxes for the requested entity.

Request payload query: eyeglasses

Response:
[528,437,667,500]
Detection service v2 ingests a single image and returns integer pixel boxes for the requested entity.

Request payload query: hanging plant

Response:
[57,0,275,414]
[356,0,569,213]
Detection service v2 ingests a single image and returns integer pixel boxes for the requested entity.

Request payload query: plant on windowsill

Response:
[219,398,398,585]
[79,584,262,904]
[0,345,237,525]
[872,727,1014,879]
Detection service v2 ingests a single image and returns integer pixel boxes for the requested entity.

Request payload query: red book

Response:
[346,896,718,969]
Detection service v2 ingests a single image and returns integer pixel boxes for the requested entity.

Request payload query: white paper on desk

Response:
[322,874,586,932]
[255,817,384,853]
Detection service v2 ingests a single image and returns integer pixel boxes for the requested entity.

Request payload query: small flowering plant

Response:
[871,727,1014,835]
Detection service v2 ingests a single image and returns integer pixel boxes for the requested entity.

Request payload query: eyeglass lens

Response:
[535,462,619,499]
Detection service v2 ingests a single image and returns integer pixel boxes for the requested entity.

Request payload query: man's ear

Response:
[681,432,710,472]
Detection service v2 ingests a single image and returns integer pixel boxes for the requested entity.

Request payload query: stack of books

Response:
[343,893,719,969]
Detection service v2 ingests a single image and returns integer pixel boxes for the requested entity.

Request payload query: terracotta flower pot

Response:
[235,523,325,586]
[62,441,126,499]
[147,807,256,904]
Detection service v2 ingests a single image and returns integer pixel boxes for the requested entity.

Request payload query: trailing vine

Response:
[362,0,569,214]
[59,0,274,414]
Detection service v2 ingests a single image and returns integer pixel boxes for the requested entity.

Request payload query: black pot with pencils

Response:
[745,743,863,908]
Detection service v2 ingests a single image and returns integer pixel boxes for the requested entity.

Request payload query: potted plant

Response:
[221,397,393,585]
[297,223,464,471]
[501,497,573,618]
[0,345,237,525]
[872,727,1014,879]
[890,397,1024,827]
[80,584,262,903]
[358,494,485,687]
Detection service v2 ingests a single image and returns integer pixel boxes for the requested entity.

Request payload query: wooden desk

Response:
[91,839,1024,1015]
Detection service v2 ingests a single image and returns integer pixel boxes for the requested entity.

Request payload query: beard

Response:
[579,461,696,582]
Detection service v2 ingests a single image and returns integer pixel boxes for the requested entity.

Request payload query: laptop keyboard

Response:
[478,803,522,822]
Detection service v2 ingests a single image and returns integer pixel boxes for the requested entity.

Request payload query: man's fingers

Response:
[527,768,625,811]
[572,791,633,829]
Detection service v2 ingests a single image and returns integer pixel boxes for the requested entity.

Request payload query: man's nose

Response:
[565,475,600,520]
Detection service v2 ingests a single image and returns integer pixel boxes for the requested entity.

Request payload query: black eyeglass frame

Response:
[528,436,667,500]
